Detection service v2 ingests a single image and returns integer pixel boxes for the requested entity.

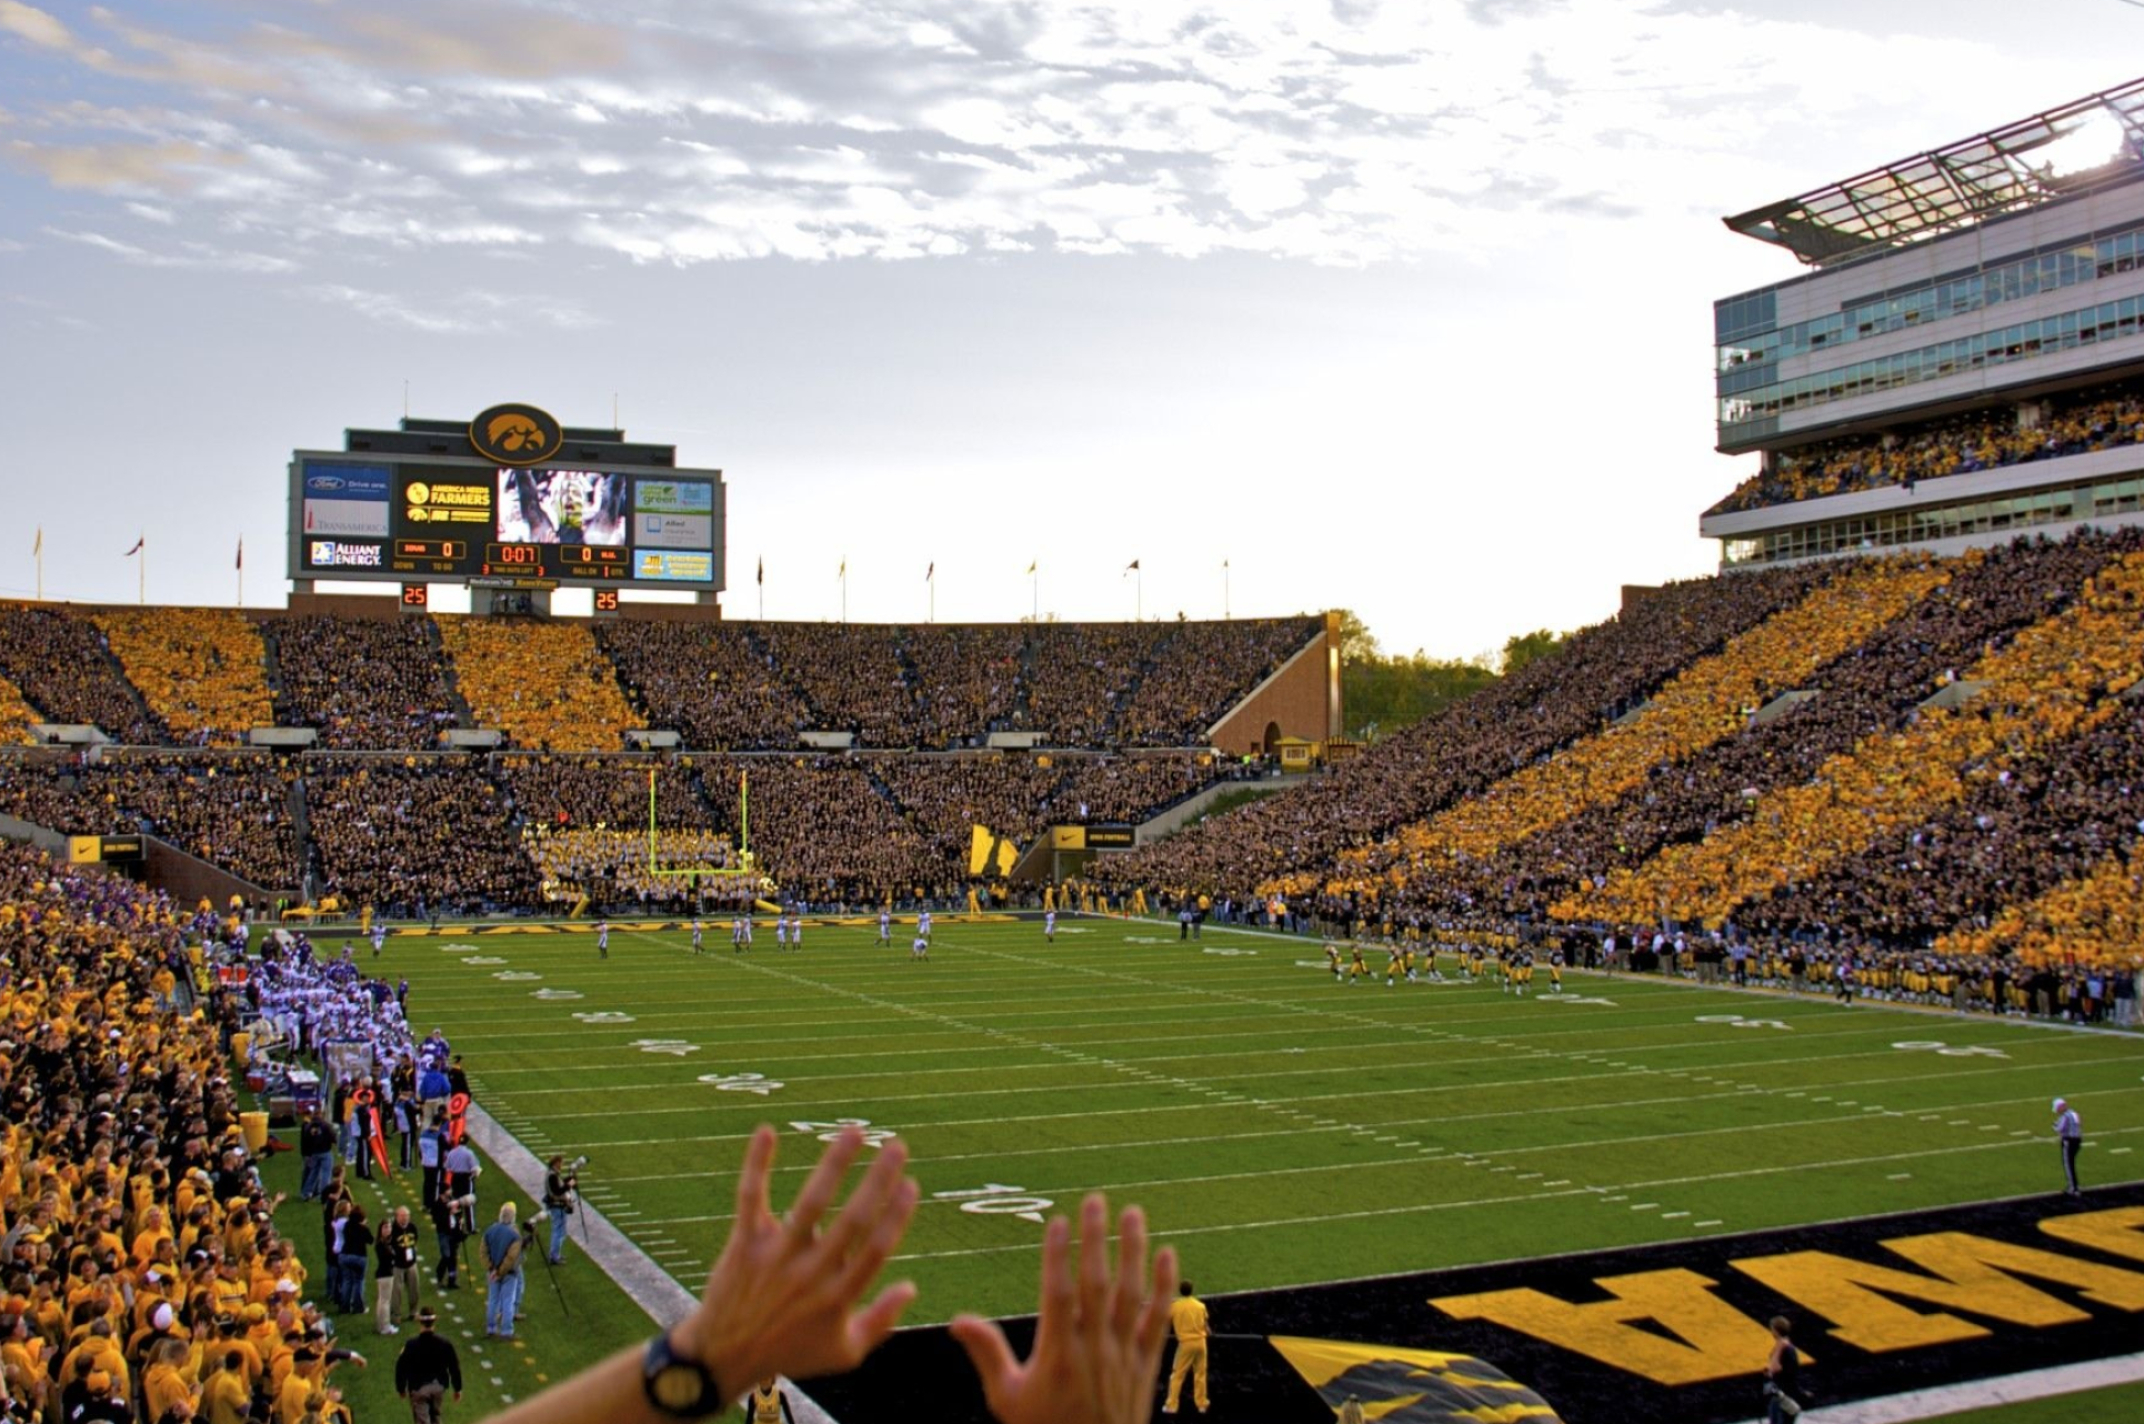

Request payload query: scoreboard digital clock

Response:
[292,441,724,595]
[479,544,631,578]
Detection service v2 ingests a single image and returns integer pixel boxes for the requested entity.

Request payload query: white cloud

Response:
[0,0,2089,274]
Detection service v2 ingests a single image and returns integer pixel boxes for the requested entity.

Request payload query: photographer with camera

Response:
[542,1155,584,1266]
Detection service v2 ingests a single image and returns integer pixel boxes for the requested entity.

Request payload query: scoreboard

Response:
[288,406,724,595]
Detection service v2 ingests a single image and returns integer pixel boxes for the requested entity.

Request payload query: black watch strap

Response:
[642,1331,725,1418]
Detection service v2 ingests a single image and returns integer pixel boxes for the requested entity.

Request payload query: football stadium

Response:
[6,49,2144,1424]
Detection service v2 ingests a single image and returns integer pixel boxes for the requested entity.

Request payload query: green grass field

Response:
[389,914,2144,1338]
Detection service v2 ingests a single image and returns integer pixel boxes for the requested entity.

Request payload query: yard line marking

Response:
[1693,1219,1724,1229]
[1888,1173,1912,1180]
[1661,1211,1690,1219]
[1631,1203,1659,1211]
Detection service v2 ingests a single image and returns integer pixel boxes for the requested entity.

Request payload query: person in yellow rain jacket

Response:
[1163,1280,1209,1414]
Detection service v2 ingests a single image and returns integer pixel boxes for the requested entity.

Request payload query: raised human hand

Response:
[681,1124,920,1398]
[949,1194,1178,1424]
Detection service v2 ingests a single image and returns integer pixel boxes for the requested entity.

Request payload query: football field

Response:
[398,916,2144,1326]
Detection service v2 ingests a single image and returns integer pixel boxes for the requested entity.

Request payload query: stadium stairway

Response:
[426,614,480,731]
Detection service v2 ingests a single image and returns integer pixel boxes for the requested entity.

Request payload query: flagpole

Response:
[839,559,847,625]
[1136,565,1143,622]
[757,556,764,620]
[1030,562,1038,622]
[927,564,935,623]
[237,539,244,608]
[1223,558,1230,619]
[139,534,146,606]
[33,530,41,602]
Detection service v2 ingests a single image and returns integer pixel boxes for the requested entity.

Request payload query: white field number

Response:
[572,1011,636,1025]
[629,1038,701,1056]
[1893,1039,2009,1059]
[1542,995,1618,1006]
[494,970,542,981]
[791,1118,897,1148]
[1696,1014,1791,1030]
[698,1072,783,1095]
[531,989,583,1000]
[934,1184,1054,1224]
[1202,946,1256,957]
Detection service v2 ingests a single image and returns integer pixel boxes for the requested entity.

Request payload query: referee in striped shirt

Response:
[2054,1097,2084,1197]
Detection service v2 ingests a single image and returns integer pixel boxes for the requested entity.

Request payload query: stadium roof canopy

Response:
[1724,76,2144,267]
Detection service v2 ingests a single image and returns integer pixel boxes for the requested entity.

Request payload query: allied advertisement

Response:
[300,461,391,538]
[632,478,715,549]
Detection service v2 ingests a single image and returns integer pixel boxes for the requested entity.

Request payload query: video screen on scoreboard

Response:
[496,469,630,546]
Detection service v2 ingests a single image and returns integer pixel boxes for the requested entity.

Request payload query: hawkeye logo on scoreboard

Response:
[469,402,564,466]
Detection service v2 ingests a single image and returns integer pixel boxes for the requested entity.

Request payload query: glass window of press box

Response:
[1721,474,2144,565]
[1715,225,2144,376]
[1717,294,2144,431]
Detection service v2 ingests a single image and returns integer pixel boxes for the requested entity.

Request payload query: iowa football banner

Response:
[803,1184,2144,1423]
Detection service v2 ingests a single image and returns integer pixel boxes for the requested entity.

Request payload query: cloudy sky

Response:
[0,1,2125,656]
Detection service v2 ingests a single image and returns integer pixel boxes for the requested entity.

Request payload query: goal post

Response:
[645,765,760,881]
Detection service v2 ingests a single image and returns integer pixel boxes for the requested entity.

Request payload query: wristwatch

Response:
[642,1330,725,1418]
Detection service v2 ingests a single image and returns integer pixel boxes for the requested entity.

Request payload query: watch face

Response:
[652,1364,705,1412]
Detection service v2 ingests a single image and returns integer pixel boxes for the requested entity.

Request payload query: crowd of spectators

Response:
[0,753,303,890]
[523,826,739,908]
[697,756,944,905]
[436,617,634,752]
[270,617,459,750]
[94,609,275,748]
[1348,556,1951,895]
[872,755,1065,866]
[1436,532,2131,925]
[1938,835,2144,970]
[1753,650,2144,955]
[304,757,538,916]
[1711,377,2144,515]
[1051,753,1220,825]
[752,624,917,747]
[1100,560,1834,902]
[0,676,36,745]
[1021,624,1162,745]
[1113,619,1320,746]
[595,623,807,749]
[494,754,706,830]
[0,844,366,1424]
[902,625,1026,747]
[0,605,167,745]
[1560,548,2144,929]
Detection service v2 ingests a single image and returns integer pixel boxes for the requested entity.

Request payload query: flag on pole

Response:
[926,561,934,582]
[756,557,763,586]
[32,529,41,557]
[839,557,847,579]
[1025,560,1036,575]
[236,538,244,571]
[1124,558,1140,573]
[124,537,144,557]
